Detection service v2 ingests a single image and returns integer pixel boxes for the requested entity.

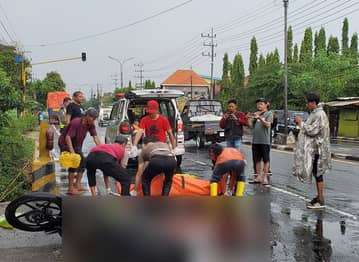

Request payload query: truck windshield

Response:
[188,101,222,117]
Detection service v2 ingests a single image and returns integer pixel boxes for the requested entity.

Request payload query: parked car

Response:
[181,99,225,148]
[98,107,112,127]
[274,110,309,136]
[105,89,185,167]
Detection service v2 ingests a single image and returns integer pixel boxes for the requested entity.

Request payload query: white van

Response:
[105,89,185,167]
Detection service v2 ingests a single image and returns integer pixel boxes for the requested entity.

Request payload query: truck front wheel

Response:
[195,135,205,149]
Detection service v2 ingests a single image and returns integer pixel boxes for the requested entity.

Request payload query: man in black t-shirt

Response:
[66,91,85,124]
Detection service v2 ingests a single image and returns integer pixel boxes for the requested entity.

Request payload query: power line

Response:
[217,0,344,45]
[141,0,287,68]
[219,0,359,53]
[0,17,13,43]
[0,2,18,42]
[30,0,193,47]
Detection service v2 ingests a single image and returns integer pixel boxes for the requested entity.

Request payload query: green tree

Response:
[299,27,313,64]
[128,80,132,89]
[231,53,245,88]
[35,71,66,106]
[258,53,266,68]
[220,53,231,102]
[249,36,258,75]
[350,33,358,64]
[327,36,340,55]
[342,18,349,56]
[247,63,283,111]
[151,80,156,88]
[287,26,293,63]
[293,43,299,63]
[0,68,19,114]
[314,27,326,56]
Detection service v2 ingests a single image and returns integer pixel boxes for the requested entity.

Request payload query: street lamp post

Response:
[283,0,289,142]
[108,56,134,88]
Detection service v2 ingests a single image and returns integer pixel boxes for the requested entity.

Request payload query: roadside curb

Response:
[242,140,359,162]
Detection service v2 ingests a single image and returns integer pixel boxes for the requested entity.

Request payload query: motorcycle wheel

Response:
[5,192,62,232]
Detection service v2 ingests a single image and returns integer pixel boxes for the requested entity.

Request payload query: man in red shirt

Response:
[133,100,176,150]
[86,135,130,196]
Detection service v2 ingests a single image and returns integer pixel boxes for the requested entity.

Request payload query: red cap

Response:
[146,100,159,114]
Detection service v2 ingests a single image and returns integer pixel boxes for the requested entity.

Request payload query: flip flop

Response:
[66,190,84,195]
[262,182,270,187]
[76,187,89,192]
[249,179,261,184]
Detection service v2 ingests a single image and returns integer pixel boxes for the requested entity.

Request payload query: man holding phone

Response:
[219,99,247,151]
[247,98,273,186]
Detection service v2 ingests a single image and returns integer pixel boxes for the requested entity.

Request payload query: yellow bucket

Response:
[59,151,81,168]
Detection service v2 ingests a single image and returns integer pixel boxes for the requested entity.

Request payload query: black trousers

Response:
[211,160,246,183]
[142,155,177,196]
[86,151,130,195]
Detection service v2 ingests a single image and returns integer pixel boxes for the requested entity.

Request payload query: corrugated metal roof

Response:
[325,100,359,107]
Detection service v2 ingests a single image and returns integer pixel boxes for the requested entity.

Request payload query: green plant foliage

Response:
[0,68,19,113]
[0,113,36,201]
[249,37,258,75]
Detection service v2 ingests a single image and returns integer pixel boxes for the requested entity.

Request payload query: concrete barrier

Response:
[31,121,59,194]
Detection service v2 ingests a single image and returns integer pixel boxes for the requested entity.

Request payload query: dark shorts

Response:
[312,154,323,182]
[252,144,270,164]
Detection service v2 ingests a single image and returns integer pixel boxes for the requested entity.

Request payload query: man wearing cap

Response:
[86,135,131,197]
[247,98,273,186]
[132,100,176,150]
[58,108,101,195]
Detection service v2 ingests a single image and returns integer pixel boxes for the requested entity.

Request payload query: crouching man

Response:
[209,144,246,196]
[134,137,177,196]
[86,135,131,196]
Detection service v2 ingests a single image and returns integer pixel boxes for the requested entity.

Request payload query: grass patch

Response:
[0,111,37,201]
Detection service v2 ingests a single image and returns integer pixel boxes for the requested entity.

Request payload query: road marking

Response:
[270,185,358,221]
[242,144,359,165]
[186,159,208,166]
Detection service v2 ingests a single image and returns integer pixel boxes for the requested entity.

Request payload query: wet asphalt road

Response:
[1,126,359,261]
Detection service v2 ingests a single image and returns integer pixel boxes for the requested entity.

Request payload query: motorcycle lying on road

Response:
[5,192,62,236]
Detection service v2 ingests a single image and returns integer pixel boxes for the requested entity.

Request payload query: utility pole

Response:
[110,74,119,89]
[134,63,144,89]
[283,0,289,142]
[108,56,134,88]
[201,27,217,99]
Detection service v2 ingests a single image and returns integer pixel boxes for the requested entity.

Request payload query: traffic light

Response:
[81,52,86,62]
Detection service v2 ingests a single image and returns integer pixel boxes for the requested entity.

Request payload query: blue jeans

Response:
[226,139,241,151]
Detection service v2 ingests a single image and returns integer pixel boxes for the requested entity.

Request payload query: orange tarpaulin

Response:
[47,91,70,109]
[116,174,236,196]
[117,174,210,196]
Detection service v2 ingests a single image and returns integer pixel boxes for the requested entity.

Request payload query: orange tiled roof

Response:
[161,70,209,86]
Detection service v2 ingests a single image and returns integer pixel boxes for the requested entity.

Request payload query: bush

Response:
[0,112,37,201]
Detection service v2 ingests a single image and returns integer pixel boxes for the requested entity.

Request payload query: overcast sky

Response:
[1,0,359,98]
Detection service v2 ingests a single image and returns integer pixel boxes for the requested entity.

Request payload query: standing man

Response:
[133,100,176,150]
[247,98,273,186]
[219,99,247,151]
[86,135,131,197]
[58,97,71,133]
[134,137,177,196]
[66,91,85,125]
[293,93,331,209]
[208,143,246,196]
[58,108,101,195]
